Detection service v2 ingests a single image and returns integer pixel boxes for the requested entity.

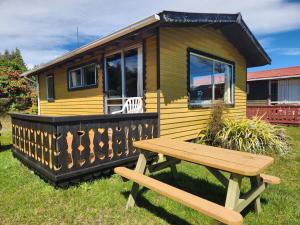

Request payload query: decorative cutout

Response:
[53,133,61,156]
[98,128,105,134]
[77,130,86,167]
[108,128,113,159]
[89,129,95,163]
[125,127,129,156]
[66,132,74,169]
[49,134,53,170]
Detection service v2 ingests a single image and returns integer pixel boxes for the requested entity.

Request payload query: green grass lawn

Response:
[0,128,299,225]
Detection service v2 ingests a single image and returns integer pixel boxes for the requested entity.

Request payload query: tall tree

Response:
[13,48,27,72]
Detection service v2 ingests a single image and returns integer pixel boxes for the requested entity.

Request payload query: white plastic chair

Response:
[111,97,144,114]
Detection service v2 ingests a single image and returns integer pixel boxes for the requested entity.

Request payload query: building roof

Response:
[247,66,300,81]
[22,11,271,77]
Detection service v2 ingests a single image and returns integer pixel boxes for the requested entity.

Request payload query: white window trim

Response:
[189,52,234,107]
[68,63,97,89]
[104,43,143,114]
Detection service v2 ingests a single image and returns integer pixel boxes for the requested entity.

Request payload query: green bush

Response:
[198,106,291,155]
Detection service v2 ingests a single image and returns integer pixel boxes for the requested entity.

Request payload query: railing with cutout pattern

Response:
[10,113,158,184]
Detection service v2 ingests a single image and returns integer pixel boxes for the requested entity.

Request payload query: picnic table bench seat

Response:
[115,167,243,225]
[260,173,281,185]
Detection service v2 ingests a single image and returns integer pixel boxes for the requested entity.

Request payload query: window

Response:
[46,74,55,102]
[104,45,143,114]
[68,63,97,89]
[106,53,122,97]
[188,49,234,107]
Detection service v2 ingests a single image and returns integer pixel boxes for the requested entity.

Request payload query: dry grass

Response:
[0,114,11,133]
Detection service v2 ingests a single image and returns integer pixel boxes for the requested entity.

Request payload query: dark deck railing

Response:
[11,113,158,186]
[247,105,300,125]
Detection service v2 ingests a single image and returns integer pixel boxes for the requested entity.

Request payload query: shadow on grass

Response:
[0,144,12,152]
[121,171,268,224]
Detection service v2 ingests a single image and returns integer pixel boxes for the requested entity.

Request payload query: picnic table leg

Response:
[225,173,242,210]
[126,151,147,209]
[250,176,263,214]
[166,156,178,179]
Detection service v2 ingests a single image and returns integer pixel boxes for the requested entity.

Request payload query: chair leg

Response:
[126,151,147,209]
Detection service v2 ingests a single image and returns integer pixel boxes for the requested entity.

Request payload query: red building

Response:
[247,66,300,125]
[247,66,300,106]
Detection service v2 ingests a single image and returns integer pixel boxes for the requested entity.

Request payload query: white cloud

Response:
[268,48,300,56]
[0,0,300,68]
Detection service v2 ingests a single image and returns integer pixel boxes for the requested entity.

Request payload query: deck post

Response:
[126,150,147,209]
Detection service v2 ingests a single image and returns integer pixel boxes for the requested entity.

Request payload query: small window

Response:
[46,75,55,102]
[188,49,234,107]
[68,63,97,90]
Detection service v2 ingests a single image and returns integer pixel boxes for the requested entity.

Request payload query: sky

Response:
[0,0,300,71]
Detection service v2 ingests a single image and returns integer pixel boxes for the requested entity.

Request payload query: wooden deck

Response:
[247,104,300,125]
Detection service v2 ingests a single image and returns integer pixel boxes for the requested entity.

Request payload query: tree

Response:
[14,48,27,72]
[0,49,35,114]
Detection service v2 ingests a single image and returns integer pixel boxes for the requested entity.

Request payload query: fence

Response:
[247,105,300,125]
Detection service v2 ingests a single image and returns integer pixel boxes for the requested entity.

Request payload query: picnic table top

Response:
[133,138,274,176]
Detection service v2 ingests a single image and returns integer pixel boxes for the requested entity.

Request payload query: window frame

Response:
[67,61,98,91]
[103,43,143,114]
[187,47,235,108]
[46,74,55,102]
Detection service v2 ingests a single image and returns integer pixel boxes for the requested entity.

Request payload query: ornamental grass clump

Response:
[198,104,291,155]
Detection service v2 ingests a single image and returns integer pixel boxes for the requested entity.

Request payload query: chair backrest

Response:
[124,97,143,113]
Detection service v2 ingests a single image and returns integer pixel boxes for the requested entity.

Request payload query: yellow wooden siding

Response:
[39,37,158,116]
[145,36,157,112]
[39,55,104,116]
[159,27,247,140]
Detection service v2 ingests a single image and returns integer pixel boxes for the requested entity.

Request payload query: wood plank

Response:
[115,167,243,225]
[260,174,281,185]
[133,138,274,176]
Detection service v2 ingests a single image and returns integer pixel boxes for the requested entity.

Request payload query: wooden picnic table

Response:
[115,138,279,225]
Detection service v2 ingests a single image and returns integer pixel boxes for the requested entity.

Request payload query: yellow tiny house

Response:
[13,11,271,185]
[24,11,272,139]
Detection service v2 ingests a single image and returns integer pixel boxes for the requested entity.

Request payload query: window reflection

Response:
[190,54,213,105]
[125,49,138,97]
[189,51,234,106]
[106,53,122,97]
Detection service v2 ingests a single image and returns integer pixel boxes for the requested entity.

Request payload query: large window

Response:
[104,45,143,113]
[188,49,234,107]
[68,63,97,90]
[46,74,55,102]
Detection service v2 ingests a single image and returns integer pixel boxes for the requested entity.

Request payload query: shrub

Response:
[198,106,291,155]
[0,98,11,113]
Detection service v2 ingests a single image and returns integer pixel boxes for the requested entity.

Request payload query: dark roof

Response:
[248,66,300,81]
[159,11,271,67]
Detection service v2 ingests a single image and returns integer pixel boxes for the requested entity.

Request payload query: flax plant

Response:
[199,105,291,155]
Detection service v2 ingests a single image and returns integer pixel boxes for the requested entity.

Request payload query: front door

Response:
[104,45,143,114]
